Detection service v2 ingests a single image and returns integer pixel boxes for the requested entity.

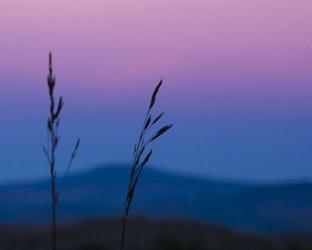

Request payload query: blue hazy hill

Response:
[0,165,311,234]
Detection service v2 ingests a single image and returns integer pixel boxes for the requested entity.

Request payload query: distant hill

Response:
[0,165,312,234]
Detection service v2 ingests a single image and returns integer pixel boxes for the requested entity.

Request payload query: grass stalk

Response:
[120,80,173,250]
[43,52,80,250]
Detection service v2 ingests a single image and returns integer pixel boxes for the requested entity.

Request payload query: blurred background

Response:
[0,1,312,249]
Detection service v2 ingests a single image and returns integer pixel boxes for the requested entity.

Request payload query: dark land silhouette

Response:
[1,216,312,250]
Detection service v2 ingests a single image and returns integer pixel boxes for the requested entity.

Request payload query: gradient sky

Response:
[0,0,312,183]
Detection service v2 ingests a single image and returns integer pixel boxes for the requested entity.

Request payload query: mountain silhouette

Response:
[0,165,312,234]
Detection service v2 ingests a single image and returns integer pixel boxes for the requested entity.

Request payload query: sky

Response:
[0,0,312,183]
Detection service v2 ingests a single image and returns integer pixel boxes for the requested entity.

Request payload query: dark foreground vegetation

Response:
[39,53,172,250]
[0,217,312,250]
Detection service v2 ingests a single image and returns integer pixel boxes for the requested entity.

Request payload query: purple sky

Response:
[0,0,312,183]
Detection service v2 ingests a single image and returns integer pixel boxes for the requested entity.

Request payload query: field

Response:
[1,217,312,250]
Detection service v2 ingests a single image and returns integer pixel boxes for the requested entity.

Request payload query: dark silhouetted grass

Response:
[120,80,173,250]
[43,52,80,250]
